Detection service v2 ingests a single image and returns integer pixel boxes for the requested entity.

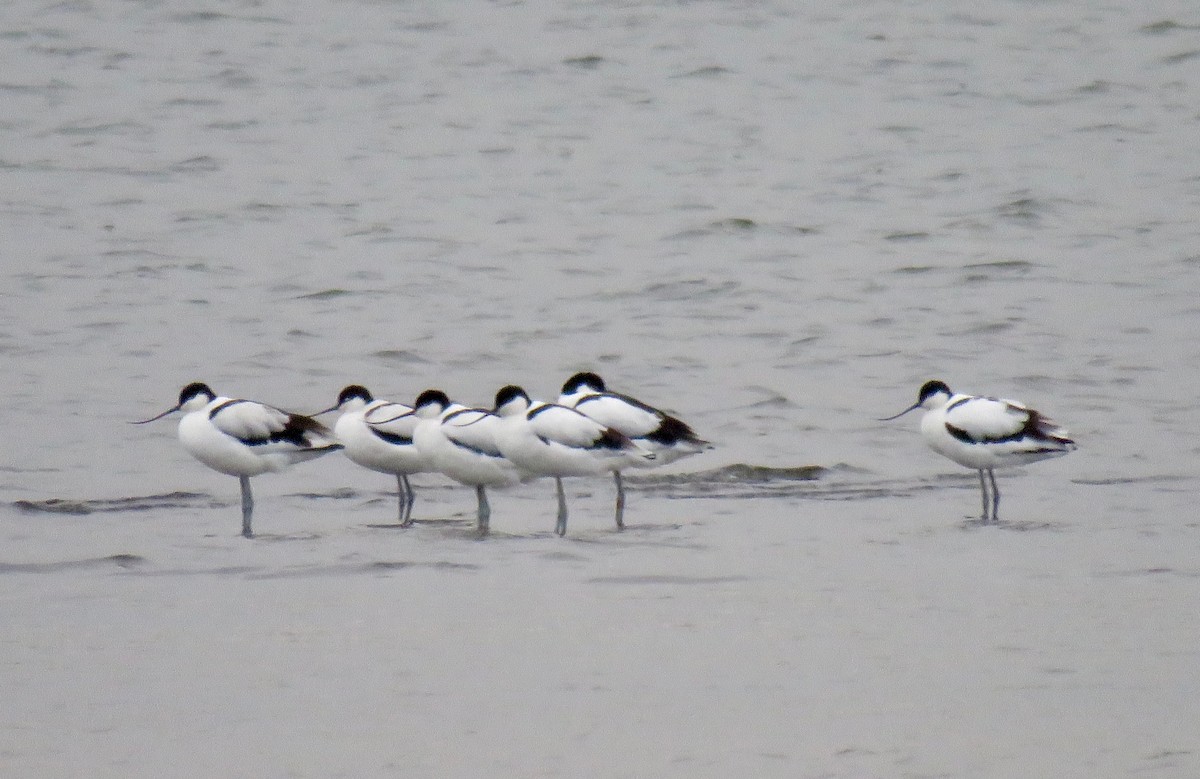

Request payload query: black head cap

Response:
[337,385,373,405]
[562,371,606,395]
[179,382,215,406]
[414,389,450,410]
[493,385,529,409]
[918,380,952,402]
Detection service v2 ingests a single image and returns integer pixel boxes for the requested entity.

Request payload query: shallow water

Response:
[2,1,1200,776]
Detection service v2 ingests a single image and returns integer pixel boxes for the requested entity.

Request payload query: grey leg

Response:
[239,475,254,538]
[401,474,416,527]
[555,477,568,537]
[476,485,490,535]
[395,474,407,525]
[613,471,626,531]
[987,469,1000,522]
[977,470,989,521]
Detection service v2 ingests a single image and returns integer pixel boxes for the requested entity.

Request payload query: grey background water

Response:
[2,1,1199,777]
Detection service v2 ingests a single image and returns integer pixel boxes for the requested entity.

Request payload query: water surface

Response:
[2,2,1199,776]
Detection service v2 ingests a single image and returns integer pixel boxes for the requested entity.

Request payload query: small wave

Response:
[371,349,430,364]
[994,198,1055,224]
[1071,474,1189,486]
[284,488,363,501]
[563,55,604,69]
[169,156,220,173]
[13,492,212,515]
[296,288,354,300]
[1142,20,1200,35]
[0,465,59,474]
[958,518,1061,532]
[666,219,817,240]
[963,259,1037,272]
[369,560,479,571]
[0,554,146,574]
[588,574,750,585]
[171,11,287,25]
[55,121,147,137]
[1095,567,1200,579]
[740,394,799,410]
[1163,50,1200,65]
[640,278,741,301]
[628,462,834,499]
[120,559,480,579]
[961,321,1015,334]
[627,464,977,502]
[674,66,732,79]
[246,560,480,579]
[630,463,827,486]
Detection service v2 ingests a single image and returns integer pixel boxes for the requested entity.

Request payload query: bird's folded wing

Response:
[365,403,418,437]
[573,394,662,437]
[944,397,1030,442]
[443,410,505,456]
[528,404,611,448]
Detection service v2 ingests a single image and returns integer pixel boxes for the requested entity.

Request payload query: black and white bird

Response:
[493,385,654,537]
[410,389,521,534]
[558,371,710,528]
[880,380,1077,522]
[133,382,342,537]
[313,385,428,526]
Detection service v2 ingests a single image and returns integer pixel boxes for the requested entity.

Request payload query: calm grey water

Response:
[3,1,1199,494]
[2,1,1199,776]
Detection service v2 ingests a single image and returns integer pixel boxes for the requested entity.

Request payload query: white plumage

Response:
[882,379,1077,521]
[314,385,428,526]
[134,382,342,537]
[558,371,711,528]
[493,385,654,537]
[411,389,521,534]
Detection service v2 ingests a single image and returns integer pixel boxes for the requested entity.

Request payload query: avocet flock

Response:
[133,374,1077,537]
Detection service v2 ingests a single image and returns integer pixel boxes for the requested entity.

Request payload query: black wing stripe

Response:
[209,399,248,419]
[449,438,505,458]
[945,413,1070,446]
[370,428,413,446]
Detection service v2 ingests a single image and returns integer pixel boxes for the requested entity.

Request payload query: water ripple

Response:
[588,574,750,585]
[0,554,145,573]
[14,492,213,515]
